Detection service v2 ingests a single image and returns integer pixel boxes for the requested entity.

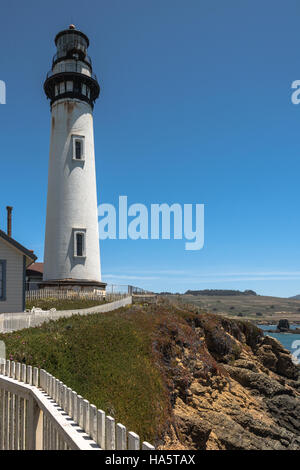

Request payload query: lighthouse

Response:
[43,25,106,292]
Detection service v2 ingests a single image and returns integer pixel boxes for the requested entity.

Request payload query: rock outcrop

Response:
[277,319,290,332]
[154,304,300,450]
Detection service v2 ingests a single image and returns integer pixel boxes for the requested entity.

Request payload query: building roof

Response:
[26,262,44,274]
[0,229,37,263]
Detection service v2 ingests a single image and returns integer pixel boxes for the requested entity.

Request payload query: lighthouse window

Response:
[74,231,86,258]
[59,82,65,93]
[55,85,59,96]
[66,81,73,92]
[75,141,82,159]
[82,83,87,95]
[76,233,84,256]
[87,87,90,99]
[72,135,85,161]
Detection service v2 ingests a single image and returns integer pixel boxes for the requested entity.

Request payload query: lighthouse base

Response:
[39,279,107,295]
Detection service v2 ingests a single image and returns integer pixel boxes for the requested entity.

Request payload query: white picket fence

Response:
[26,289,127,302]
[0,296,133,334]
[0,360,155,450]
[25,284,153,302]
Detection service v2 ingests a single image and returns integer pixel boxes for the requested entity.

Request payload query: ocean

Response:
[259,324,300,364]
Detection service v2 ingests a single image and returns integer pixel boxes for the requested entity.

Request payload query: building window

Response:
[59,82,65,94]
[74,230,86,257]
[82,83,87,95]
[0,260,7,301]
[72,135,85,161]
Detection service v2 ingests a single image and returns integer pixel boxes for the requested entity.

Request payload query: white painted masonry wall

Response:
[0,238,24,314]
[43,98,101,282]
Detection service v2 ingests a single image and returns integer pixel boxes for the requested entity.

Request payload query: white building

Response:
[0,228,36,313]
[43,25,106,292]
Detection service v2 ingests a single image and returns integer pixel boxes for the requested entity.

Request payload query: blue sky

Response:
[1,0,300,296]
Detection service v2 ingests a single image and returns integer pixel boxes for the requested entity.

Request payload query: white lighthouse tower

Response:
[43,25,106,292]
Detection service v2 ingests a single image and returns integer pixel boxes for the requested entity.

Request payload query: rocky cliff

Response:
[153,301,300,450]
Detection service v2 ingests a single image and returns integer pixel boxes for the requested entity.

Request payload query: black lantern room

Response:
[44,25,100,108]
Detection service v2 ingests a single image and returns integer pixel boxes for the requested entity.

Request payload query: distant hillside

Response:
[184,289,257,296]
[173,292,300,322]
[289,294,300,300]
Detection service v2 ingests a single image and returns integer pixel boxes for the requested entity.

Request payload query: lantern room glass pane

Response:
[66,81,73,92]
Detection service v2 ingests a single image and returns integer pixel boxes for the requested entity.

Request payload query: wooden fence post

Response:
[71,391,77,423]
[116,423,127,450]
[21,364,26,383]
[105,416,115,450]
[89,404,97,442]
[142,441,155,450]
[15,363,21,381]
[128,431,140,450]
[26,397,43,450]
[83,399,90,435]
[77,395,83,428]
[97,409,105,449]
